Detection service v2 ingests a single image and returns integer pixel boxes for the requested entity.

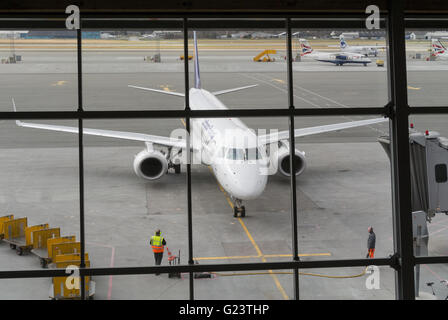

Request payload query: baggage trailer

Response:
[49,241,80,266]
[30,228,61,268]
[0,215,14,240]
[49,253,95,300]
[45,237,77,268]
[2,218,37,255]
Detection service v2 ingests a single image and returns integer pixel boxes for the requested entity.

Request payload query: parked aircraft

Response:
[431,39,448,60]
[300,38,372,66]
[339,36,386,57]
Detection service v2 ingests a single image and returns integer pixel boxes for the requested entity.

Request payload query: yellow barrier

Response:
[0,215,14,237]
[53,259,91,299]
[32,228,60,249]
[3,218,27,240]
[25,224,49,246]
[48,237,77,259]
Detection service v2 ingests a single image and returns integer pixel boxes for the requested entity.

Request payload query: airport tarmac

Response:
[0,49,447,300]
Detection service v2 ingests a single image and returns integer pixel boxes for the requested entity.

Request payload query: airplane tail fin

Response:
[432,38,446,55]
[193,31,201,89]
[339,36,348,49]
[299,39,313,56]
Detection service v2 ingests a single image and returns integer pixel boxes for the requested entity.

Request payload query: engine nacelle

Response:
[271,141,307,177]
[133,149,168,180]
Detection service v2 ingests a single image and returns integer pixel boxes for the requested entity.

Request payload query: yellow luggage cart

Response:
[49,253,95,300]
[0,215,14,240]
[30,228,61,268]
[2,218,39,255]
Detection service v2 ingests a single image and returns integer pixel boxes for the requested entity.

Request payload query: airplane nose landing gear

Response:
[233,199,246,218]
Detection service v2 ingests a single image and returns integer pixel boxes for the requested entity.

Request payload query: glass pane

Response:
[82,27,184,110]
[294,115,392,261]
[91,274,189,299]
[194,269,293,300]
[406,29,448,106]
[291,27,388,108]
[299,266,395,299]
[83,118,188,299]
[191,116,294,299]
[416,264,448,300]
[0,29,77,111]
[187,28,287,109]
[0,278,53,299]
[408,115,448,257]
[0,120,79,274]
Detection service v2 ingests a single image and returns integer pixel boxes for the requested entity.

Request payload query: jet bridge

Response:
[378,128,448,219]
[378,127,448,297]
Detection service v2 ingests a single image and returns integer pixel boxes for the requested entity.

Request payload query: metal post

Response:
[76,25,86,300]
[183,18,194,300]
[286,17,300,300]
[415,225,421,297]
[387,0,416,300]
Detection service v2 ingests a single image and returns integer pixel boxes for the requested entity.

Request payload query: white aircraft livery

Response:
[431,39,448,60]
[13,31,388,217]
[300,38,372,66]
[339,36,386,57]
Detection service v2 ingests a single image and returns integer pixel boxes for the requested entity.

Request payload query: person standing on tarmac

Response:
[150,229,167,275]
[366,226,376,258]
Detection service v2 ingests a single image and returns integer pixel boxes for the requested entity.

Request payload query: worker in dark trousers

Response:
[366,226,376,258]
[150,229,166,275]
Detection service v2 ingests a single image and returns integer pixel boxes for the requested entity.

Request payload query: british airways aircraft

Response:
[12,32,387,217]
[431,39,448,60]
[300,38,372,66]
[339,36,386,57]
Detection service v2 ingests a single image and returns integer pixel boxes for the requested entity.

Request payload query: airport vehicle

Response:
[431,39,448,60]
[339,36,386,57]
[300,38,372,66]
[12,32,387,217]
[253,49,277,62]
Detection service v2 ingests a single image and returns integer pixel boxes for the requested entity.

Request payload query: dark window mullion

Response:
[183,18,194,300]
[77,23,87,300]
[286,17,300,300]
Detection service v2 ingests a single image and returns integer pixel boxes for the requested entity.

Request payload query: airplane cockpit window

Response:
[226,148,245,160]
[245,148,260,160]
[224,148,261,161]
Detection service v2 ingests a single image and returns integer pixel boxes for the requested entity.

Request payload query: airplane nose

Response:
[228,165,267,200]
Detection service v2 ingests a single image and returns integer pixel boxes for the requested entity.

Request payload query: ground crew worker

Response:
[366,226,376,258]
[150,229,166,275]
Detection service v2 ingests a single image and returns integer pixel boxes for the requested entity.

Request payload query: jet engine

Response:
[271,141,307,177]
[133,148,168,180]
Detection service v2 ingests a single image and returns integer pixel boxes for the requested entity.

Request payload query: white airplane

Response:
[339,36,386,57]
[141,30,182,39]
[300,39,372,66]
[12,32,387,217]
[431,39,448,60]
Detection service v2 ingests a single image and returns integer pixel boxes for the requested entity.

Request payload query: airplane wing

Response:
[128,85,185,97]
[258,117,388,145]
[212,84,258,96]
[12,99,188,149]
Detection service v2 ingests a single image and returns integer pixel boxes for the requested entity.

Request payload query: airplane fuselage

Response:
[188,88,268,201]
[307,52,372,66]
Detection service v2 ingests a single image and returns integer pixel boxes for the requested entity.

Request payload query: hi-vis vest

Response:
[151,235,164,253]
